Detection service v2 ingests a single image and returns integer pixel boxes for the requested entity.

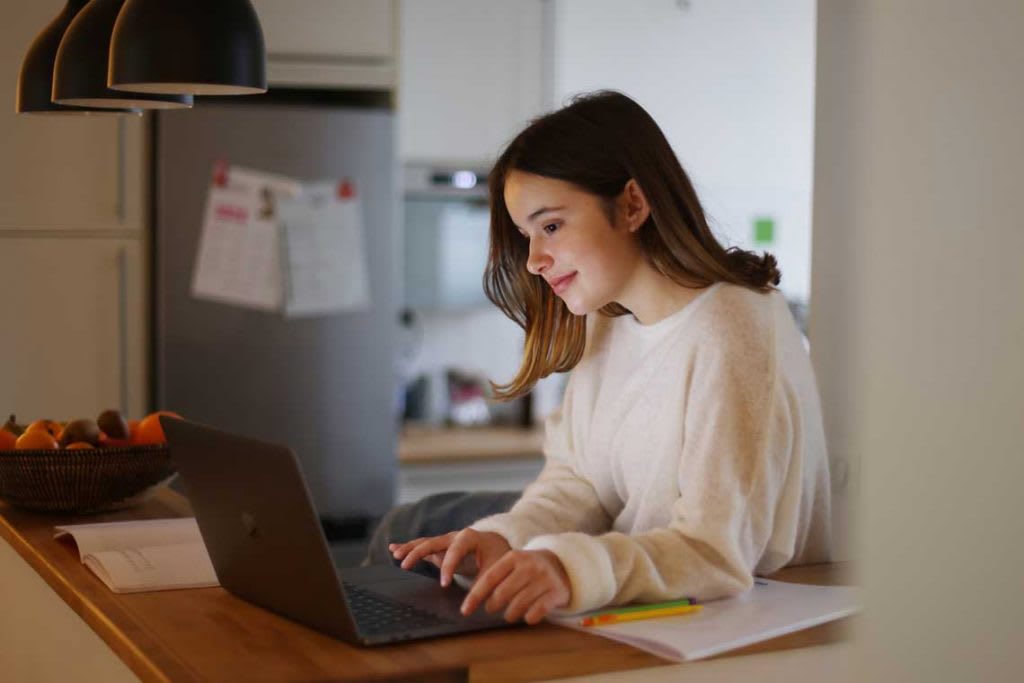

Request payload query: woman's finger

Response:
[460,553,517,615]
[501,582,549,623]
[523,593,558,625]
[389,537,432,559]
[484,565,532,614]
[439,530,482,587]
[395,533,456,570]
[399,537,450,568]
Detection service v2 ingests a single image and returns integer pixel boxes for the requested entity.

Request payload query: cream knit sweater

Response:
[471,283,832,614]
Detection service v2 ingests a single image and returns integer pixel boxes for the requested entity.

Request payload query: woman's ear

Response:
[620,179,651,233]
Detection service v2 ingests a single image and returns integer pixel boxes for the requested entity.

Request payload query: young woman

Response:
[377,91,832,625]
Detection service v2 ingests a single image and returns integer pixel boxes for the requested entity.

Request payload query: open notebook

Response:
[550,578,860,662]
[54,518,218,594]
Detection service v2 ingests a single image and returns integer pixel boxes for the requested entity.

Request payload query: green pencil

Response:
[589,598,696,617]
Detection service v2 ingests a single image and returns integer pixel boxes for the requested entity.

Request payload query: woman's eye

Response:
[543,222,560,234]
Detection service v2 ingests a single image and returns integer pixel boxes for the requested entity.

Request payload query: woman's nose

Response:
[526,239,552,275]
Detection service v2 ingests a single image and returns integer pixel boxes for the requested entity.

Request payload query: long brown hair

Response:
[485,90,780,399]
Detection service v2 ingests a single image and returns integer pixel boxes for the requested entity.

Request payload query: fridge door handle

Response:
[116,246,129,414]
[116,117,126,224]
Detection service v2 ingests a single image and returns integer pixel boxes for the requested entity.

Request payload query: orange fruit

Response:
[134,411,183,445]
[66,442,95,450]
[25,419,62,439]
[15,430,59,450]
[0,430,16,451]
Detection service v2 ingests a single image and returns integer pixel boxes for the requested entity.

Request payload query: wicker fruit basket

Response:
[0,445,174,514]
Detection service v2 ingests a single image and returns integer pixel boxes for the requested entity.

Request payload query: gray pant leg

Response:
[363,491,521,576]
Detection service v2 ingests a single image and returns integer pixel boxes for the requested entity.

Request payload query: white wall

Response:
[552,0,817,303]
[409,1,816,421]
[812,1,1024,680]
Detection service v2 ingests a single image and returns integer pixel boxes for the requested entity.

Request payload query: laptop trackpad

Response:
[376,576,476,621]
[342,566,505,624]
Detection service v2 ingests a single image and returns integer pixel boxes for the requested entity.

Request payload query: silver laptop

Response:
[161,417,512,645]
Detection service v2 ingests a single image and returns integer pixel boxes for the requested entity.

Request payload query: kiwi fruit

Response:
[59,418,102,448]
[2,414,25,437]
[97,409,129,439]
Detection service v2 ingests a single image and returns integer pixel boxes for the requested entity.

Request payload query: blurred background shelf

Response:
[398,424,544,463]
[397,425,544,505]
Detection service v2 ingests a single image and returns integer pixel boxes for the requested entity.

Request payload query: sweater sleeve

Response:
[470,375,613,548]
[524,314,795,614]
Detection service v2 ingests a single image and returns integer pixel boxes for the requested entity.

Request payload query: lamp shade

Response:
[108,0,267,96]
[16,0,139,115]
[53,0,192,109]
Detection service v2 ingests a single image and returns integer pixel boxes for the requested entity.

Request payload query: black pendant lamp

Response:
[53,0,193,110]
[16,0,139,115]
[108,0,267,96]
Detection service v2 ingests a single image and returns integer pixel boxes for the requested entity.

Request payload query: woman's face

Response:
[503,170,645,316]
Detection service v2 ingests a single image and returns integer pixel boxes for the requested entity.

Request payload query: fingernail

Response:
[440,576,448,587]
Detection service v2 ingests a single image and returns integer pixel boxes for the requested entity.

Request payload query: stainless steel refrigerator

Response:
[154,100,397,526]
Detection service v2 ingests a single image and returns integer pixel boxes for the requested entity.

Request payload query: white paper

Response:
[550,579,860,662]
[279,181,371,317]
[191,165,301,311]
[54,518,205,557]
[84,543,218,594]
[55,517,219,594]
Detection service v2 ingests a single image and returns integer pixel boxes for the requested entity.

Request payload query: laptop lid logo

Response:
[241,512,262,539]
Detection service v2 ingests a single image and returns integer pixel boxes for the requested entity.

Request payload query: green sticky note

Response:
[754,217,775,244]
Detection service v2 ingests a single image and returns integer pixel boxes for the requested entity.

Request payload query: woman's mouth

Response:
[549,272,577,295]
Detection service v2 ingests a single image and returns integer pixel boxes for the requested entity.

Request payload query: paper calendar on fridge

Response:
[190,165,371,318]
[277,179,371,318]
[190,164,300,311]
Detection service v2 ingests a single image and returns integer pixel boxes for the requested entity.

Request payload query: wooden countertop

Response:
[0,488,853,682]
[398,424,545,464]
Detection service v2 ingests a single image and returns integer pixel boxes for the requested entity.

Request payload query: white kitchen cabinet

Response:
[1,4,150,424]
[0,116,147,233]
[398,0,549,166]
[252,0,396,90]
[0,237,148,423]
[0,3,147,233]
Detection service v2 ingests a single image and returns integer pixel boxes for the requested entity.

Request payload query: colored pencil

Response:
[586,598,696,618]
[580,603,703,626]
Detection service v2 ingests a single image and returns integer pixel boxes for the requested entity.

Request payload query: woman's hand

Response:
[390,528,512,585]
[461,549,571,625]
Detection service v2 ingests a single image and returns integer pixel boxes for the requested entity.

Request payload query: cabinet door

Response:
[398,0,547,166]
[0,237,148,422]
[0,4,147,232]
[252,0,396,89]
[253,0,394,59]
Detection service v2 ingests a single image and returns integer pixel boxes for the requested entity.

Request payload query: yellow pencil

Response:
[580,603,703,626]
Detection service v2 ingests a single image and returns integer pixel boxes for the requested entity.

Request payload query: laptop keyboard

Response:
[342,581,454,635]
